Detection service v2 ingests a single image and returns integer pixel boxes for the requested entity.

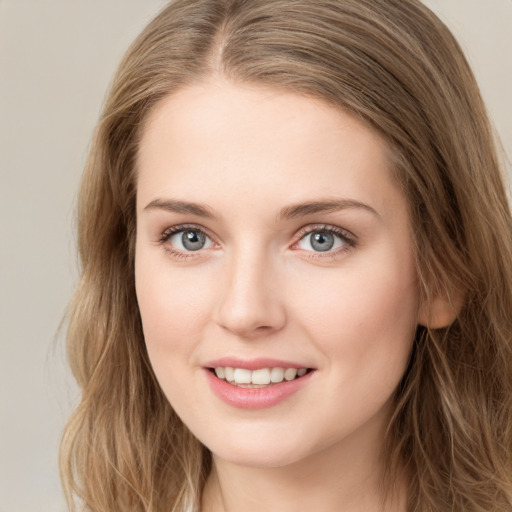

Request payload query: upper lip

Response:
[203,357,314,371]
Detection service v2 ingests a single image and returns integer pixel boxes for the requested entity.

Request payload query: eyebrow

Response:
[144,199,215,218]
[279,199,380,220]
[143,197,379,220]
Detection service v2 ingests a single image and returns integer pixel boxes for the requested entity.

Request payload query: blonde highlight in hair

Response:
[61,1,512,510]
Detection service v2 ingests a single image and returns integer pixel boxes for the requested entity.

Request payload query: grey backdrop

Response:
[1,1,510,511]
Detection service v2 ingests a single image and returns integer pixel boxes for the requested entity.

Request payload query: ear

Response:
[417,291,464,329]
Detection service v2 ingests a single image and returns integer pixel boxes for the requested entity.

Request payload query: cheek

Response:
[290,252,419,383]
[135,254,217,422]
[135,253,212,362]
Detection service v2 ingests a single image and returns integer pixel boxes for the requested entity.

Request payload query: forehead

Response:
[136,78,402,219]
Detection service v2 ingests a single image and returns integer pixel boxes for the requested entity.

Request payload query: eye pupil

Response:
[182,230,206,251]
[311,232,334,252]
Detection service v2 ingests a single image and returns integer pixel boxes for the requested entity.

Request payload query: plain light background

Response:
[0,1,510,511]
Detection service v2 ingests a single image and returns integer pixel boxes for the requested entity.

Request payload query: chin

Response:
[198,425,326,469]
[211,444,308,469]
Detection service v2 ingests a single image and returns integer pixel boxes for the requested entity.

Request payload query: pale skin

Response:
[135,78,454,512]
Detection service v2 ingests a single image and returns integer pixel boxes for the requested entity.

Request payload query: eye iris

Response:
[310,232,334,252]
[182,230,206,251]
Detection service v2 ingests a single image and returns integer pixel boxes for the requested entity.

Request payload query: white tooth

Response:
[251,368,271,385]
[270,367,285,383]
[224,367,234,382]
[297,368,307,377]
[233,368,252,384]
[284,368,298,381]
[214,367,225,379]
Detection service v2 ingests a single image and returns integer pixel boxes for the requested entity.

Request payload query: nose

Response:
[213,248,287,339]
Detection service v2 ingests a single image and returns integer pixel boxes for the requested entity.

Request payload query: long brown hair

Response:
[60,1,512,510]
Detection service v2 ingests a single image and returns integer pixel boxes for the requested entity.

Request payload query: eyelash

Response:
[159,224,214,260]
[158,223,357,260]
[293,224,357,259]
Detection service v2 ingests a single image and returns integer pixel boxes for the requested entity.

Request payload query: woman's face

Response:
[135,79,420,468]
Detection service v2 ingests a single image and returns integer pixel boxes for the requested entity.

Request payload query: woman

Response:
[60,1,512,511]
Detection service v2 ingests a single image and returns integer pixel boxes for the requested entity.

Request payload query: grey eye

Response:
[310,232,335,252]
[170,229,212,251]
[182,230,206,251]
[297,230,346,253]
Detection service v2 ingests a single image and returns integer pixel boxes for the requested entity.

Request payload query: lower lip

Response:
[204,369,314,410]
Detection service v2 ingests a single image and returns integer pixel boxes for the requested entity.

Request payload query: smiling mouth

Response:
[209,367,313,388]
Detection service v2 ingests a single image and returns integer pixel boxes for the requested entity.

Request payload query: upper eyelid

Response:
[160,223,216,242]
[160,222,354,235]
[294,223,356,241]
